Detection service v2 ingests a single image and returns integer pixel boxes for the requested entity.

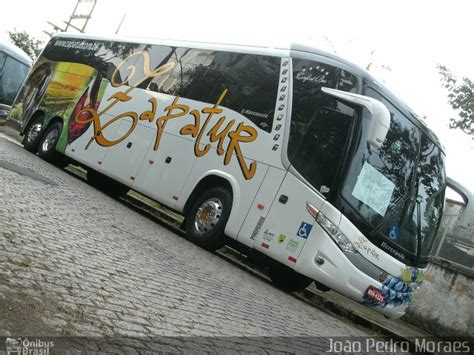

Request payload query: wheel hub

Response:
[194,198,223,234]
[26,123,42,143]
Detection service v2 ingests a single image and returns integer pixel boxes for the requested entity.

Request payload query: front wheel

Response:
[185,186,232,251]
[37,121,64,164]
[268,263,312,292]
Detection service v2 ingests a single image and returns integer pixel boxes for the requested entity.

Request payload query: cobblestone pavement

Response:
[0,136,377,352]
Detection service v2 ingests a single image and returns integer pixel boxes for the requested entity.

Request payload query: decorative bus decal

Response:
[74,50,258,180]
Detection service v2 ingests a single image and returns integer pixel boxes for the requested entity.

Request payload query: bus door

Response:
[252,56,358,268]
[251,102,355,267]
[237,166,286,248]
[251,172,326,268]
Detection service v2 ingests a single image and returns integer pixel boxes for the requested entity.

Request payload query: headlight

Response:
[306,202,356,253]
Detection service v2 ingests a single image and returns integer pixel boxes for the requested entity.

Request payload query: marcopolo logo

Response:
[5,337,54,355]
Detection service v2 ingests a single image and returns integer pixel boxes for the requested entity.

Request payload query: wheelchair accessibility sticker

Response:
[297,222,313,239]
[389,225,400,241]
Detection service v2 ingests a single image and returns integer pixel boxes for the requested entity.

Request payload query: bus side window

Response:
[147,48,280,133]
[147,48,222,100]
[221,54,280,132]
[291,106,353,193]
[289,58,358,193]
[338,69,358,93]
[289,59,338,158]
[0,52,6,71]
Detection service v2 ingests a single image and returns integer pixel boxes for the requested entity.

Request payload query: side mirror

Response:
[321,87,391,150]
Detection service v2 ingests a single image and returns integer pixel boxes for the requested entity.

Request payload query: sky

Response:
[1,0,473,193]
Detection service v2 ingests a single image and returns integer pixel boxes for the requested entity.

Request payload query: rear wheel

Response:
[185,186,232,251]
[37,121,64,164]
[22,116,44,152]
[268,262,312,292]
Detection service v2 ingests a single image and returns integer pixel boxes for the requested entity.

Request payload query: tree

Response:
[8,30,43,60]
[437,65,474,136]
[365,50,392,74]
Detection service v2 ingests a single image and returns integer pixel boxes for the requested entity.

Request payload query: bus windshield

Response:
[341,87,446,265]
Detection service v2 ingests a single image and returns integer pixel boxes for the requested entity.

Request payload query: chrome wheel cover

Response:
[26,122,42,144]
[194,197,223,234]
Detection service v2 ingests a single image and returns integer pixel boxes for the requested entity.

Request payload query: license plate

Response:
[365,285,386,303]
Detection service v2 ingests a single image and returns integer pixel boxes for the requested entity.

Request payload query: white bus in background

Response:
[7,33,447,318]
[436,177,474,259]
[0,41,31,120]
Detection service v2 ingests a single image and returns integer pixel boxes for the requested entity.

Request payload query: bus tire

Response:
[185,186,232,251]
[22,116,44,153]
[37,121,63,163]
[268,263,312,292]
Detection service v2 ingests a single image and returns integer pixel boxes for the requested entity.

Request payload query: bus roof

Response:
[53,32,293,57]
[0,41,32,66]
[52,33,444,151]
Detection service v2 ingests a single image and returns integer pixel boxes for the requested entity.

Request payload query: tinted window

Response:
[0,56,29,105]
[0,52,6,70]
[148,49,280,132]
[338,69,358,93]
[291,107,353,192]
[337,86,447,264]
[148,48,221,99]
[43,38,142,83]
[339,87,448,263]
[401,134,445,256]
[0,52,5,104]
[43,39,280,132]
[342,88,420,227]
[221,53,280,132]
[289,58,358,193]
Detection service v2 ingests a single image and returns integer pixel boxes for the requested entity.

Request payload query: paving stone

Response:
[0,137,374,352]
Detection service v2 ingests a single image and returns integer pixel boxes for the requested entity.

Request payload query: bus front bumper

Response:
[294,226,411,319]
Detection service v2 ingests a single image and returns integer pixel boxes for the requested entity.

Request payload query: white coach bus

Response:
[7,33,446,318]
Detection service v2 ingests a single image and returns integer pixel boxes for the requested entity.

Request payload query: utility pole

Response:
[44,0,97,37]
